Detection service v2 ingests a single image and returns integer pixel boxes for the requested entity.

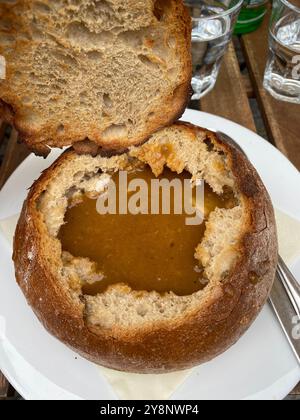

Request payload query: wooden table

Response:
[0,15,299,400]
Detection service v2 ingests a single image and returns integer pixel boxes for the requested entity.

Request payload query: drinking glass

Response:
[264,0,300,104]
[185,0,244,100]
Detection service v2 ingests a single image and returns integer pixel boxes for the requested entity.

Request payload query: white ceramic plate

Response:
[0,109,299,400]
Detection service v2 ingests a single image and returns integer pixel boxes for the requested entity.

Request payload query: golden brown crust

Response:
[13,124,278,373]
[0,0,192,156]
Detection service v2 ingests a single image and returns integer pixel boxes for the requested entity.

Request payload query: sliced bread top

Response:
[0,0,192,156]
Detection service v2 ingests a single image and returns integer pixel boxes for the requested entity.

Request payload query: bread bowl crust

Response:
[13,124,278,373]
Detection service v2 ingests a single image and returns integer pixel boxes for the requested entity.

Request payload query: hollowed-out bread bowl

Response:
[13,122,278,373]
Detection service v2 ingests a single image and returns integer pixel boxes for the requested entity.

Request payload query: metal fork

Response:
[216,131,300,364]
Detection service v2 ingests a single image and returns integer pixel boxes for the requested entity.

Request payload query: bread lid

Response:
[0,0,192,156]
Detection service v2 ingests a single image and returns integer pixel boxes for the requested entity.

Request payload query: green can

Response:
[234,0,268,34]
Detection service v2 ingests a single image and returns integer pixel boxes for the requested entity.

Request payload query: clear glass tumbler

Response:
[184,0,244,100]
[264,0,300,104]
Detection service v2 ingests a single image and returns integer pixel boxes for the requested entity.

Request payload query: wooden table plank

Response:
[241,13,300,171]
[0,128,30,190]
[242,73,254,98]
[291,382,300,396]
[200,42,256,132]
[0,372,9,399]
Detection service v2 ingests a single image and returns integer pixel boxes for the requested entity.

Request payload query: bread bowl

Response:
[13,123,278,373]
